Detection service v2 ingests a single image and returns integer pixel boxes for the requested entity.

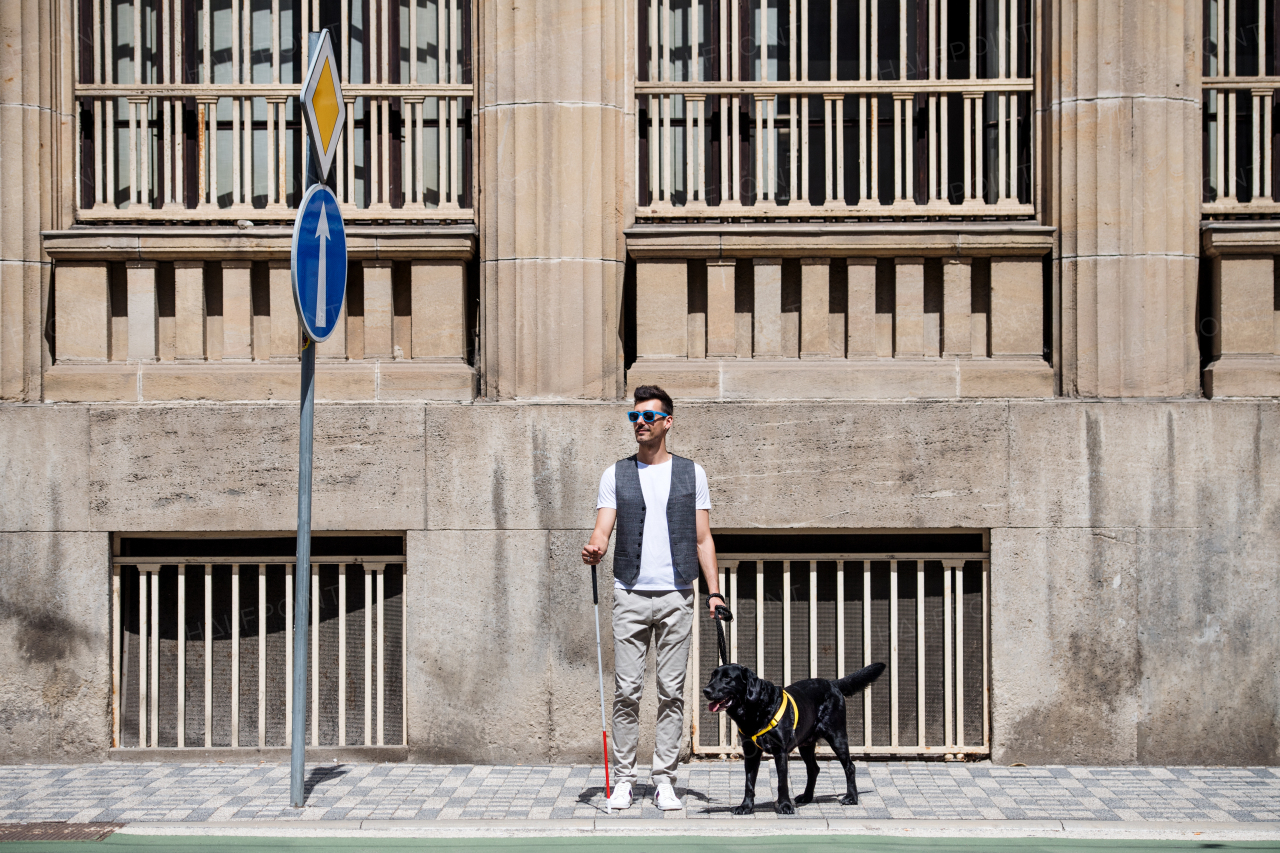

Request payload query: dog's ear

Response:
[743,668,765,705]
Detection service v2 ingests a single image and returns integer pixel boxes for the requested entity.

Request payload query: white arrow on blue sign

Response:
[291,183,348,342]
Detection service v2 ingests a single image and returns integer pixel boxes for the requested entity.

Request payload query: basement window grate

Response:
[112,536,406,750]
[693,533,989,759]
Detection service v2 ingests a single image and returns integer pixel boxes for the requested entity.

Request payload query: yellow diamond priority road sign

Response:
[300,30,345,180]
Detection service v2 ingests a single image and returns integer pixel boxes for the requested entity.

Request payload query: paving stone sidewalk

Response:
[0,762,1277,825]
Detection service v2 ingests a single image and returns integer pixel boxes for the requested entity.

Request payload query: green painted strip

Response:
[0,835,1277,853]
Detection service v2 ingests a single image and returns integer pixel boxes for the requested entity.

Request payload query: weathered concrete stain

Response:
[0,598,90,664]
[0,533,111,763]
[1085,408,1104,526]
[1003,632,1141,765]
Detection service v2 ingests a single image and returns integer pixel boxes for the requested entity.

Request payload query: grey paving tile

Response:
[1,761,1279,825]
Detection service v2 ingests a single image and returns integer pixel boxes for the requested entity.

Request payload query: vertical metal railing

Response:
[637,0,1034,216]
[1204,0,1280,211]
[692,551,990,758]
[112,555,406,749]
[74,0,473,219]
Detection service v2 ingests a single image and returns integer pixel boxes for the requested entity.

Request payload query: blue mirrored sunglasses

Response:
[626,410,671,424]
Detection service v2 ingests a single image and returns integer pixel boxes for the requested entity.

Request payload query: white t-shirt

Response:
[598,458,712,591]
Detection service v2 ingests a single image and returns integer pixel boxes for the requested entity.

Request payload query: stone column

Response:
[752,259,783,358]
[1050,0,1201,397]
[174,261,206,361]
[411,260,467,360]
[1212,257,1274,360]
[221,261,253,361]
[125,261,158,363]
[942,257,972,358]
[363,260,394,360]
[846,258,877,359]
[991,258,1044,360]
[800,259,830,359]
[316,303,347,361]
[477,0,627,398]
[53,263,109,363]
[268,260,298,360]
[1,0,64,399]
[705,258,737,358]
[635,260,687,359]
[894,258,925,358]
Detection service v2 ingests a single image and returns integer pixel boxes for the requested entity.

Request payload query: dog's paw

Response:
[731,803,755,816]
[775,800,796,815]
[839,793,858,806]
[794,792,814,805]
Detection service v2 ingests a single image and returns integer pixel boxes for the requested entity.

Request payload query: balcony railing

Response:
[625,222,1055,400]
[74,0,473,220]
[43,226,477,402]
[636,0,1035,218]
[1203,0,1280,214]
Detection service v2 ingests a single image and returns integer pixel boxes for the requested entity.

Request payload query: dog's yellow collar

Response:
[746,690,796,746]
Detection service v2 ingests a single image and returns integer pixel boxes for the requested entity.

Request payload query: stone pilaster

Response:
[1,0,69,400]
[894,258,926,359]
[477,0,628,398]
[1049,0,1201,397]
[799,259,830,360]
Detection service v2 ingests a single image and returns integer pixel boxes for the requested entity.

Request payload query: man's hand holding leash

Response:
[707,592,733,624]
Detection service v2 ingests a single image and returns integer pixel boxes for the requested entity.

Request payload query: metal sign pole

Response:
[290,335,314,808]
[291,30,323,810]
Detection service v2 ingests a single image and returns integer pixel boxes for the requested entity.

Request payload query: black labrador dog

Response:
[702,661,886,815]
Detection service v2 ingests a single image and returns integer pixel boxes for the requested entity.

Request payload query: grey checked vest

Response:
[612,454,700,587]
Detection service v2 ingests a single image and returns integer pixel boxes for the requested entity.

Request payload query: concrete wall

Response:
[0,532,111,761]
[995,403,1280,765]
[88,404,427,532]
[1,399,1277,765]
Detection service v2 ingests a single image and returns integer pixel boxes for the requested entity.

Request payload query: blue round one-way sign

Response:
[291,184,348,342]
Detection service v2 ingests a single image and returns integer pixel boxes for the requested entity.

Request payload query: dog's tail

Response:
[836,662,887,696]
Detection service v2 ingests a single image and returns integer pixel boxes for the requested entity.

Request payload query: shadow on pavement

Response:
[302,765,350,802]
[575,785,713,813]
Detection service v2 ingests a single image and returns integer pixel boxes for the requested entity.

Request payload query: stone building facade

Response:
[0,0,1278,766]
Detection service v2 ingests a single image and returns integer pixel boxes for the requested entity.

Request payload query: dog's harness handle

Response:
[746,690,797,747]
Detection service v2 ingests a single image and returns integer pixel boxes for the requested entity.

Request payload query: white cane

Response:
[591,564,612,805]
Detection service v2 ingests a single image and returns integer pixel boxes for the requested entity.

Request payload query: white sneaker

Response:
[606,781,633,810]
[654,781,683,810]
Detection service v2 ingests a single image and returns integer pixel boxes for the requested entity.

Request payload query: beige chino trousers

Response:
[611,587,694,786]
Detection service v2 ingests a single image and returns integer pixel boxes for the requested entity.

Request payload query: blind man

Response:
[582,385,725,811]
